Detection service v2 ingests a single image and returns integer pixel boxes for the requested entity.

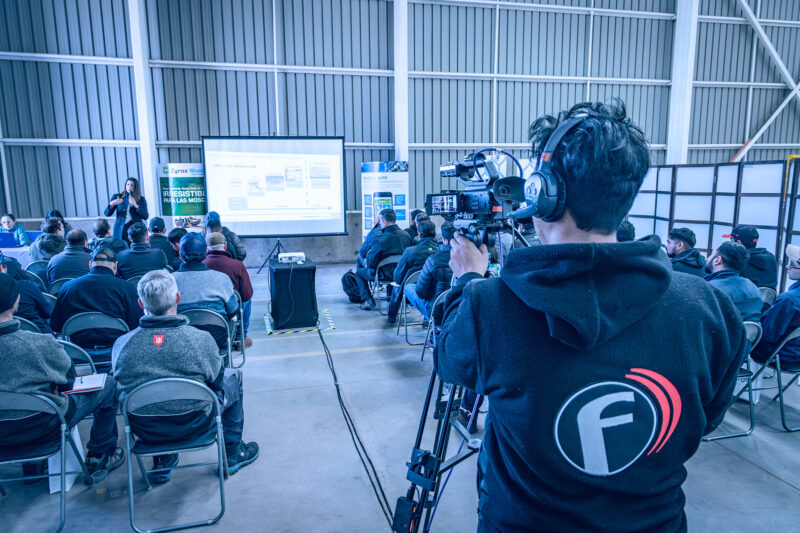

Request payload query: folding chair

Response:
[42,292,57,304]
[184,309,232,368]
[22,269,47,292]
[121,378,227,533]
[47,278,75,296]
[421,289,451,362]
[703,321,763,441]
[371,254,402,315]
[758,287,777,307]
[126,275,143,288]
[0,392,95,533]
[57,340,97,377]
[62,312,129,372]
[14,316,42,333]
[231,291,246,369]
[395,270,425,345]
[26,260,49,286]
[733,326,800,432]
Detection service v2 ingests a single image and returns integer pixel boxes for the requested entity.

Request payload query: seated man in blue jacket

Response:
[386,219,439,326]
[704,241,762,321]
[355,209,412,310]
[436,99,745,532]
[1,251,53,333]
[116,222,168,279]
[46,230,91,285]
[405,222,455,325]
[751,244,800,369]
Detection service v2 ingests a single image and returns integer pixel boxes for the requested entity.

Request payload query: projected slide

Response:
[202,137,346,236]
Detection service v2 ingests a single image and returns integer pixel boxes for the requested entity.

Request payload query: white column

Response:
[0,120,11,213]
[127,0,159,215]
[393,0,409,161]
[665,0,699,164]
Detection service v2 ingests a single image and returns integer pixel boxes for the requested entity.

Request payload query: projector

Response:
[278,252,306,264]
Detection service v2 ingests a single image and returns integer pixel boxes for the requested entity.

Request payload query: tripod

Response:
[393,369,482,533]
[256,238,287,274]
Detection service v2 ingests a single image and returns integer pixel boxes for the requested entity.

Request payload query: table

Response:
[0,246,31,268]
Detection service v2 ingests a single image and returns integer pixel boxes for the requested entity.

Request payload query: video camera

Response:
[425,149,526,247]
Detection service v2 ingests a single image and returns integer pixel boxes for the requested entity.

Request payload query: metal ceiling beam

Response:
[394,0,409,161]
[666,0,700,164]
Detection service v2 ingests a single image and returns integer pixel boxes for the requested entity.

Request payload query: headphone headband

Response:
[535,117,584,173]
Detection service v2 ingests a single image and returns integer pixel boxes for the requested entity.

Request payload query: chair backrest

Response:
[62,312,129,340]
[743,321,763,350]
[21,270,47,292]
[402,269,422,290]
[183,308,229,329]
[25,260,49,284]
[47,278,74,296]
[0,391,61,417]
[772,326,800,358]
[126,275,143,287]
[121,378,219,421]
[42,292,57,304]
[431,288,451,328]
[376,254,403,281]
[14,316,42,333]
[759,287,778,306]
[57,339,97,376]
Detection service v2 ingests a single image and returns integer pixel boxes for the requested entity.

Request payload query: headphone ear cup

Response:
[541,172,566,223]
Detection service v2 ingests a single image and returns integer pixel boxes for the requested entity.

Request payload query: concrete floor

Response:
[2,264,800,532]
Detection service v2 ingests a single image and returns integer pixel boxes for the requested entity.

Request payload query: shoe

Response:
[456,409,479,434]
[387,316,397,326]
[22,460,47,485]
[149,453,179,485]
[360,299,376,311]
[85,447,125,479]
[233,341,243,351]
[244,337,253,348]
[226,441,260,475]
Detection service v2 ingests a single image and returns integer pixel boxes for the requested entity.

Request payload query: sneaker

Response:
[387,316,397,326]
[149,453,179,485]
[22,460,47,485]
[233,341,243,351]
[244,337,253,348]
[226,441,260,475]
[456,409,479,435]
[360,299,376,311]
[85,447,125,477]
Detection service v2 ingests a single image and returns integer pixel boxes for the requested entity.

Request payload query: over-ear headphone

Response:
[513,117,584,223]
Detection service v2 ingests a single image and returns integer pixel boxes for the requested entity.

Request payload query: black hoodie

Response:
[670,248,706,277]
[435,236,745,533]
[739,247,778,289]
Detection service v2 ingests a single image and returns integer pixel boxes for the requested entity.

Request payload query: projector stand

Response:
[257,239,287,275]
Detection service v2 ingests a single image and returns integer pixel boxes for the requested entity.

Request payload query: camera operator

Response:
[435,99,746,532]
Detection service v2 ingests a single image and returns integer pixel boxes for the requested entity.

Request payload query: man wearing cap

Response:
[46,229,92,285]
[0,272,124,477]
[204,232,254,349]
[666,227,706,277]
[50,247,143,361]
[116,222,168,280]
[724,224,778,289]
[0,251,53,333]
[704,242,763,322]
[204,212,246,262]
[148,217,181,271]
[751,244,800,368]
[173,232,238,350]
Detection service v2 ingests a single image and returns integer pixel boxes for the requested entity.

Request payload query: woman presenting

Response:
[104,177,149,242]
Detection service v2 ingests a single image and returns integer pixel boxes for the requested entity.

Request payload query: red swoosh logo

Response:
[627,368,682,454]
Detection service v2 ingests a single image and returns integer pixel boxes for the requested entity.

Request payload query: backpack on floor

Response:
[342,270,362,303]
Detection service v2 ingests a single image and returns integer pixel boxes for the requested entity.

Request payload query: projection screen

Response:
[202,136,347,237]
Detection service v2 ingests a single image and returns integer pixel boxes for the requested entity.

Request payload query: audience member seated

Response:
[0,213,29,246]
[148,217,181,271]
[405,209,424,242]
[408,222,455,325]
[355,209,412,310]
[88,218,128,253]
[724,224,778,289]
[116,222,168,279]
[205,211,246,261]
[0,273,123,478]
[666,227,705,276]
[112,270,258,482]
[204,233,254,349]
[617,219,635,242]
[751,244,800,368]
[168,227,187,258]
[357,216,383,268]
[173,233,238,350]
[29,218,66,262]
[46,230,91,285]
[704,242,762,321]
[46,209,73,234]
[50,247,143,361]
[1,251,53,333]
[387,219,439,326]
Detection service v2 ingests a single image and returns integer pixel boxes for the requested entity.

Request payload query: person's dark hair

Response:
[409,209,424,226]
[418,219,436,238]
[616,220,635,242]
[123,177,142,202]
[46,210,65,221]
[669,227,696,248]
[207,219,222,232]
[2,213,15,222]
[67,229,87,246]
[41,218,62,234]
[379,209,396,224]
[415,214,430,225]
[91,246,117,263]
[528,98,650,234]
[94,218,111,237]
[168,227,188,245]
[441,222,456,242]
[127,221,148,244]
[715,241,750,273]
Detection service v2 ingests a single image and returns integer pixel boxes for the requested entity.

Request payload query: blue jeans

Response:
[219,369,244,450]
[241,299,252,338]
[403,283,431,321]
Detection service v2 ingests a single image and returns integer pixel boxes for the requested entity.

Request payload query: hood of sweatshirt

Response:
[671,248,704,269]
[35,233,66,254]
[499,235,672,351]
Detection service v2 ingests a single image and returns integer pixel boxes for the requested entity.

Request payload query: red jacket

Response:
[204,249,253,301]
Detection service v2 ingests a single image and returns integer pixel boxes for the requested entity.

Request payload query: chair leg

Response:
[65,431,93,482]
[136,454,152,491]
[703,373,755,441]
[420,321,435,362]
[774,362,800,432]
[125,428,141,533]
[57,425,66,533]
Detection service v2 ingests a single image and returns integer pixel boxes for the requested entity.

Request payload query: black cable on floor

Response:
[317,328,394,529]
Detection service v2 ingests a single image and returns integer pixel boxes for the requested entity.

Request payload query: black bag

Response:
[342,270,362,303]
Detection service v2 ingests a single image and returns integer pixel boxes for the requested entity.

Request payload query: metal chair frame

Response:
[758,286,778,307]
[704,321,763,441]
[42,292,57,304]
[47,278,75,296]
[25,260,49,287]
[61,312,129,372]
[370,254,402,315]
[0,392,94,533]
[183,309,233,368]
[14,315,42,333]
[231,291,246,369]
[394,270,425,345]
[121,378,228,533]
[420,289,451,362]
[126,275,143,287]
[57,340,98,376]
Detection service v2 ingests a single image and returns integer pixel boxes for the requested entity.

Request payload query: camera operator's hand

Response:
[450,232,489,279]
